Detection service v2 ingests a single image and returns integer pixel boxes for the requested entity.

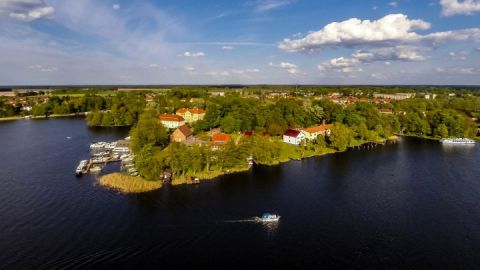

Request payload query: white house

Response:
[283,129,305,145]
[159,114,185,129]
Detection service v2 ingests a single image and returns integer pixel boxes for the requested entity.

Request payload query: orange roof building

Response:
[302,123,333,141]
[159,114,185,129]
[176,108,206,123]
[211,133,231,146]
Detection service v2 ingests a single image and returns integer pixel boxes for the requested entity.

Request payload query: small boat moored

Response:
[75,160,88,176]
[260,213,280,222]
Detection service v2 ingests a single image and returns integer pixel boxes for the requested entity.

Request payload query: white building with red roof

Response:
[283,129,305,145]
[159,114,185,129]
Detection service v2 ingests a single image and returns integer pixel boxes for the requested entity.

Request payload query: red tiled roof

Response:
[212,133,231,144]
[176,108,205,114]
[284,129,301,137]
[303,124,333,133]
[160,114,185,122]
[244,131,253,136]
[177,125,192,137]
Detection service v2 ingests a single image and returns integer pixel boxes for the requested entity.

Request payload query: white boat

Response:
[440,138,476,144]
[75,160,88,176]
[260,213,280,222]
[90,166,102,173]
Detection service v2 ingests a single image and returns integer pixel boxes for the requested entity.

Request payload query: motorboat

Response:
[261,213,280,222]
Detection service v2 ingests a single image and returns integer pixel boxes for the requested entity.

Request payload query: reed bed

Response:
[99,173,162,193]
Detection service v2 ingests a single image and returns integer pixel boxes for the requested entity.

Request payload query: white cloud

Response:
[388,1,398,7]
[353,46,427,62]
[221,45,234,50]
[436,66,477,75]
[279,14,480,54]
[269,61,298,74]
[0,0,54,21]
[112,4,120,10]
[231,68,260,74]
[440,0,480,16]
[251,0,294,12]
[318,46,426,73]
[449,50,470,60]
[279,14,431,52]
[185,66,195,71]
[29,64,57,72]
[183,51,205,57]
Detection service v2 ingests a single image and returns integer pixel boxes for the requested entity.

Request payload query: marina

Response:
[75,137,138,176]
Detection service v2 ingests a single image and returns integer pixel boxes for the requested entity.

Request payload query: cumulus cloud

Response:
[0,0,54,21]
[183,51,205,57]
[269,62,299,74]
[278,14,480,53]
[318,46,426,73]
[440,0,480,16]
[279,14,431,52]
[353,46,427,62]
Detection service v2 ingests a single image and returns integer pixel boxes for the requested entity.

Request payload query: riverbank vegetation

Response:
[98,173,162,193]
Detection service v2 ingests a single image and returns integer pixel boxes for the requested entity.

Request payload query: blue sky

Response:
[0,0,479,85]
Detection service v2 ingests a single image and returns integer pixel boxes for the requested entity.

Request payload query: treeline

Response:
[84,93,146,126]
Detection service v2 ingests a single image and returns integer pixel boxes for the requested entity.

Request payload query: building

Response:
[373,93,415,100]
[176,108,205,123]
[283,129,306,145]
[159,114,185,129]
[211,133,231,147]
[171,125,193,143]
[302,124,333,141]
[379,108,393,114]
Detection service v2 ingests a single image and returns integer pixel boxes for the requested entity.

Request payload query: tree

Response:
[328,123,352,151]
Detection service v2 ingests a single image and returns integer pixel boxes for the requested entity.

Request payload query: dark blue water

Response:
[1,118,480,269]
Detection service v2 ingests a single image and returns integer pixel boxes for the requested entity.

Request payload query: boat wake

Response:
[220,217,261,223]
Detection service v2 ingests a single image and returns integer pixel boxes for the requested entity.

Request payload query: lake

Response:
[0,118,479,269]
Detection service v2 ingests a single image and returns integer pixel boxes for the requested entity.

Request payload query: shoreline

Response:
[0,113,86,122]
[102,136,399,194]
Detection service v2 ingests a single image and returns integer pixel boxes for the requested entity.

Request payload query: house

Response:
[171,125,193,143]
[244,131,253,137]
[302,123,333,141]
[283,129,306,145]
[176,108,205,123]
[159,114,185,129]
[211,133,231,147]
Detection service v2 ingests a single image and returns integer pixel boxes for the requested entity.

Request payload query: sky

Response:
[0,0,479,85]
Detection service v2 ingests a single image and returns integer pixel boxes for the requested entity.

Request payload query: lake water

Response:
[1,118,480,269]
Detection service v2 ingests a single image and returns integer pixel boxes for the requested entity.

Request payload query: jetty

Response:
[75,137,138,176]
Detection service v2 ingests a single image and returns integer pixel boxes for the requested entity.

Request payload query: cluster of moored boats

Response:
[76,137,137,176]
